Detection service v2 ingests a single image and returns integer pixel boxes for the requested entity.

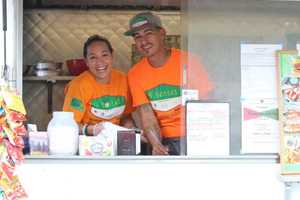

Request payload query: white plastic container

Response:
[47,111,79,155]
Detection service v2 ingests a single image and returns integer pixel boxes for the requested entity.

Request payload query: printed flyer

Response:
[241,99,279,153]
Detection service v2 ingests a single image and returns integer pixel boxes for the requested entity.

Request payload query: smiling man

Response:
[125,12,213,155]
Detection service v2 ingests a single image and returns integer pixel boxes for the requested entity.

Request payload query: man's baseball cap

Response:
[124,12,162,36]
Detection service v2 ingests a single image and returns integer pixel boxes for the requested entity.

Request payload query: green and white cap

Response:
[124,12,162,36]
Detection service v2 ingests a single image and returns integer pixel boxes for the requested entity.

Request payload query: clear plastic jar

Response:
[47,111,79,155]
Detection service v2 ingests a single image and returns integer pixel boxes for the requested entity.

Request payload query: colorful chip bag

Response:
[0,87,27,199]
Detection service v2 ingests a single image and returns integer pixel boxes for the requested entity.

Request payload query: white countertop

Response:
[24,154,279,164]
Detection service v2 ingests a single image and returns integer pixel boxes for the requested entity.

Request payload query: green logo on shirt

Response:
[91,96,125,110]
[90,96,126,119]
[146,84,181,101]
[70,98,84,111]
[145,84,181,112]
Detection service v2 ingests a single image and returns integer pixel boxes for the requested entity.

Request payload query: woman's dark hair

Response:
[83,35,114,58]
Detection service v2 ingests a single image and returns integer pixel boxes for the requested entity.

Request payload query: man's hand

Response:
[146,129,168,155]
[152,143,169,155]
[137,103,169,155]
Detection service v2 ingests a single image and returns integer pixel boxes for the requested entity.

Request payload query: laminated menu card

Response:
[276,50,300,174]
[186,101,230,156]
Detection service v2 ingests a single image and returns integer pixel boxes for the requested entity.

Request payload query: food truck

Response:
[1,0,300,199]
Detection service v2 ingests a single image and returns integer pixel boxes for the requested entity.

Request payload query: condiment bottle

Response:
[47,111,79,155]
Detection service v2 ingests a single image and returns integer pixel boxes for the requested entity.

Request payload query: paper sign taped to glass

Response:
[79,122,141,156]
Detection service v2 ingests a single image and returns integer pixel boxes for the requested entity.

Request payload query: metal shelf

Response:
[23,76,74,113]
[23,75,74,82]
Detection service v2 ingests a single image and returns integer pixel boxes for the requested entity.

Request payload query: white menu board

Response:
[186,101,230,156]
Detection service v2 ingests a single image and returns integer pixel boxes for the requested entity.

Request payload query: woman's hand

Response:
[92,123,104,136]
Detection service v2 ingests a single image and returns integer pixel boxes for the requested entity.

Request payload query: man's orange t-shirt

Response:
[63,69,132,125]
[128,48,213,138]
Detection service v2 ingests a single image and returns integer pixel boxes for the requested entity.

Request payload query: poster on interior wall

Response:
[276,50,300,174]
[186,101,230,156]
[241,43,282,99]
[241,99,279,153]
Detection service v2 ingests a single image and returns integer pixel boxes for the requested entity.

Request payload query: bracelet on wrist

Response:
[82,124,88,136]
[85,124,89,136]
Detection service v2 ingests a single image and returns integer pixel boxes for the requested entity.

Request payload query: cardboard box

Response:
[79,134,113,156]
[29,131,49,155]
[117,130,141,155]
[78,122,141,156]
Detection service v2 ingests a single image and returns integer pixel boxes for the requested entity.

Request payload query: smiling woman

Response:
[83,35,114,83]
[63,35,135,137]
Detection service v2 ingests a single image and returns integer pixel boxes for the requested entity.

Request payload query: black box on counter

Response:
[117,130,140,155]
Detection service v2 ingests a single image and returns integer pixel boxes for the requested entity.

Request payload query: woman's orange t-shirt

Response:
[63,69,132,125]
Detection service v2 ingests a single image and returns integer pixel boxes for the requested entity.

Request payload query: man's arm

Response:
[120,114,136,129]
[120,113,149,143]
[136,103,168,155]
